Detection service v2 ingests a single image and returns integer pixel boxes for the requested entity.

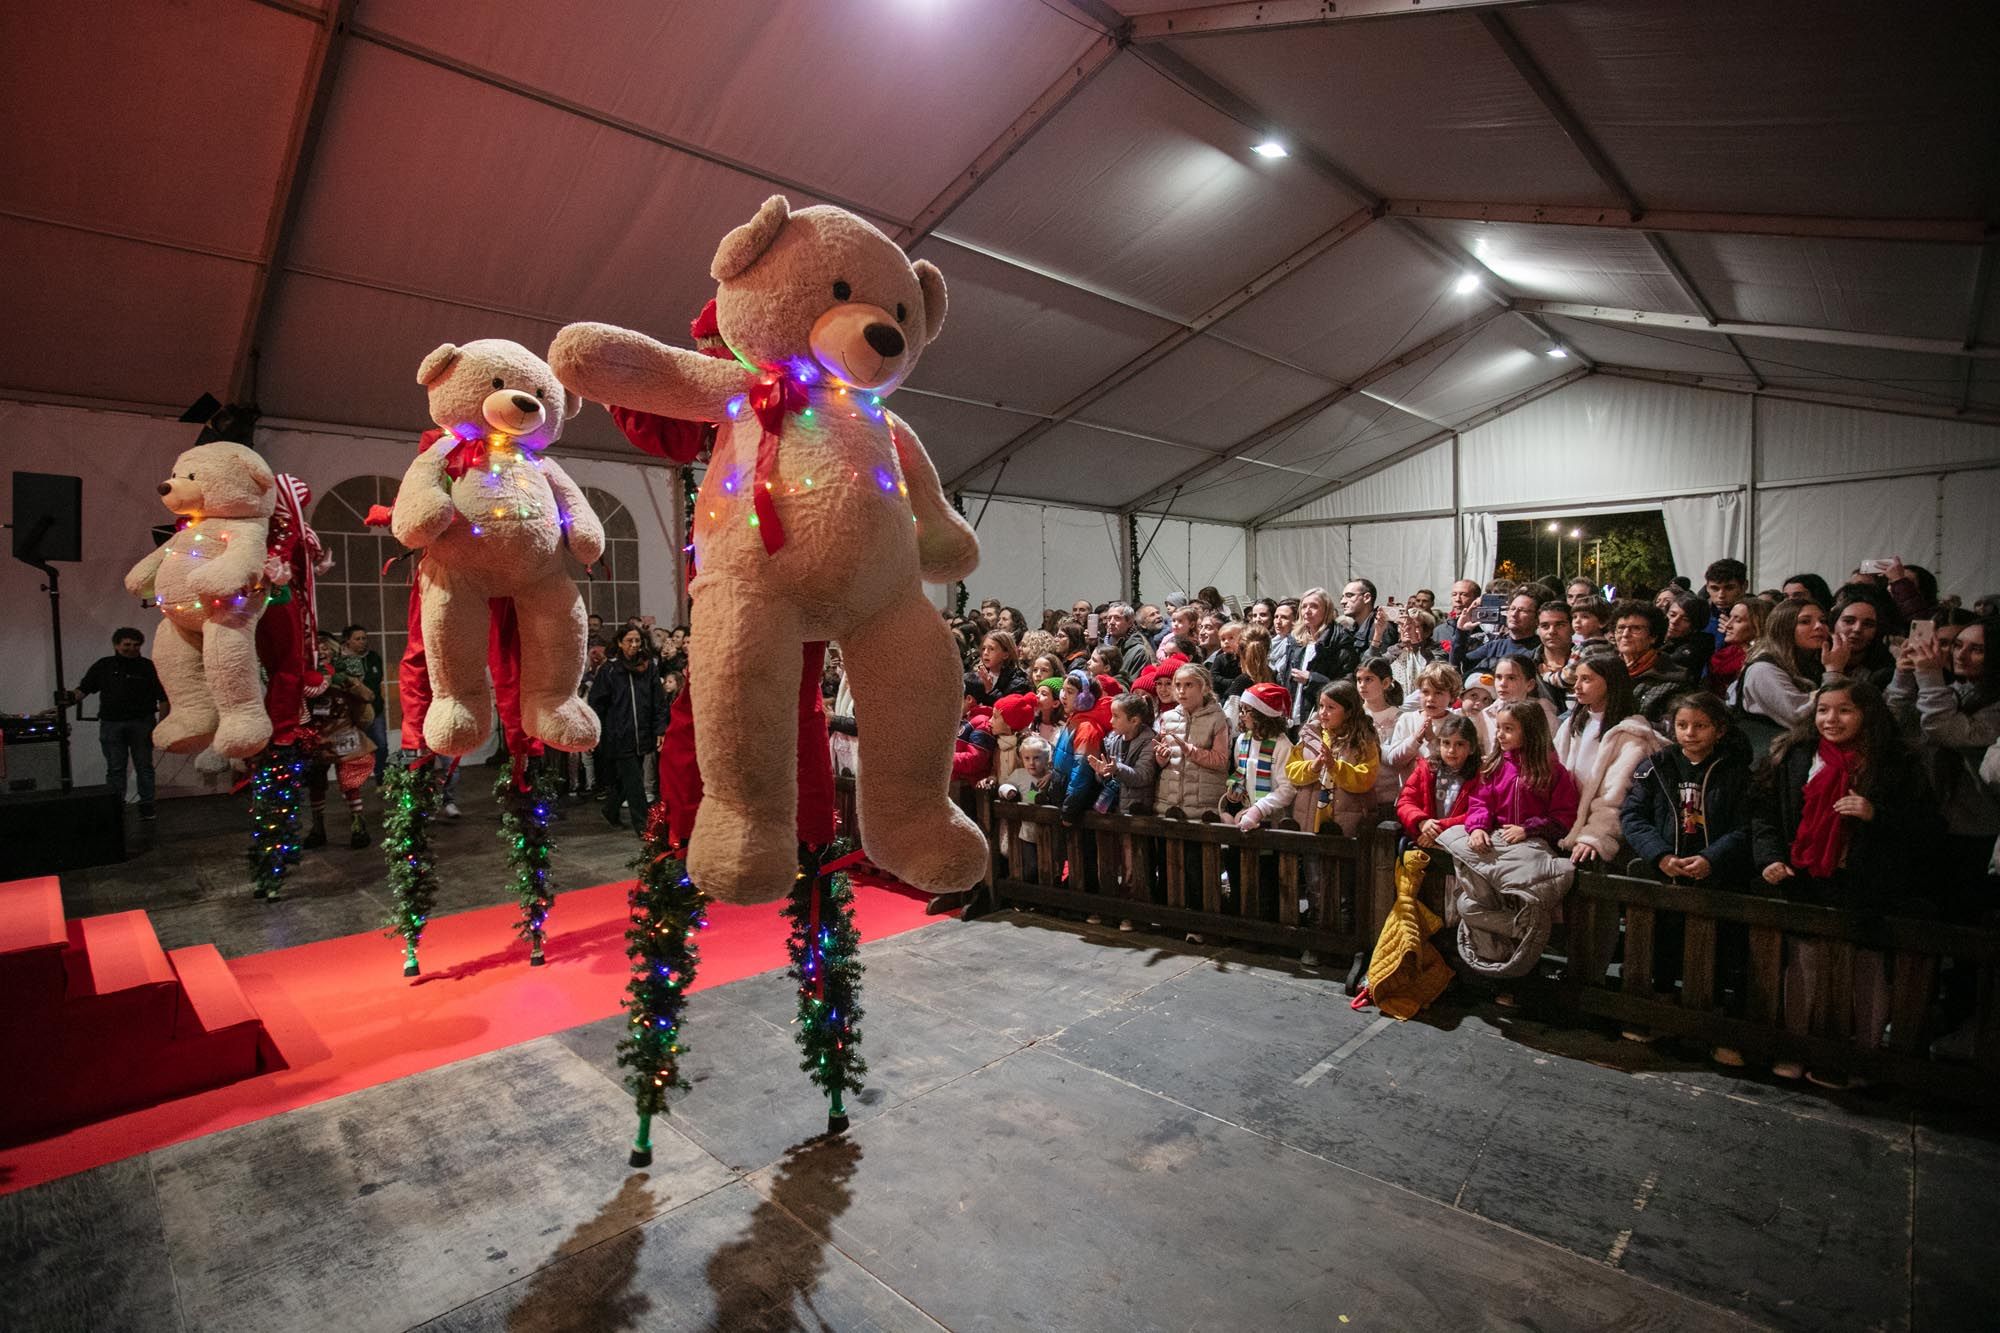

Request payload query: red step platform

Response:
[0,877,278,1144]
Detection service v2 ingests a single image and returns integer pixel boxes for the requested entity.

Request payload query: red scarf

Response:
[1705,641,1745,690]
[1625,648,1659,680]
[1790,738,1859,878]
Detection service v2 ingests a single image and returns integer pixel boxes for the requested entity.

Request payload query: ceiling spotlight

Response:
[1453,273,1480,294]
[1252,140,1288,159]
[1547,346,1569,358]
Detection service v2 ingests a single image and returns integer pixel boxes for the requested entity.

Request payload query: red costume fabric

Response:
[258,474,325,746]
[607,300,838,850]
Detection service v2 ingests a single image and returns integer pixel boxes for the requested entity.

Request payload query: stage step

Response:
[168,945,257,1039]
[63,911,180,1049]
[75,910,177,996]
[0,877,68,1007]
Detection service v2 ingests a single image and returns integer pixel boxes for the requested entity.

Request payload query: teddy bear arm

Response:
[189,524,270,597]
[889,414,980,584]
[124,544,169,598]
[390,447,458,548]
[541,460,606,565]
[549,323,746,422]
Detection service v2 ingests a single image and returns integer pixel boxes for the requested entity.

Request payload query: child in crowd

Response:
[1436,700,1581,990]
[1396,712,1483,848]
[1385,663,1463,771]
[1355,656,1407,812]
[1089,691,1161,930]
[303,634,376,850]
[999,734,1054,881]
[1283,679,1380,836]
[1231,682,1298,830]
[1619,691,1756,1064]
[1751,679,1940,1087]
[1033,677,1065,745]
[1553,650,1666,866]
[1154,664,1230,815]
[1049,670,1110,818]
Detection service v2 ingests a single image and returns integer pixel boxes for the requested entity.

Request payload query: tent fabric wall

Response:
[1755,398,2000,483]
[1253,526,1346,602]
[1460,512,1497,584]
[1277,442,1453,524]
[1457,376,1749,510]
[1939,469,2000,599]
[1754,475,1940,589]
[1660,491,1746,575]
[1349,518,1456,605]
[1136,515,1249,605]
[960,496,1122,619]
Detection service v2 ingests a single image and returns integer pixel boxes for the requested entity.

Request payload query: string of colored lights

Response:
[380,761,442,977]
[785,839,867,1133]
[495,762,560,966]
[619,802,708,1168]
[247,745,307,900]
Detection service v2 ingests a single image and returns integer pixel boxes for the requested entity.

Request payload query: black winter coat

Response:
[1749,738,1942,902]
[1619,730,1755,881]
[588,657,668,757]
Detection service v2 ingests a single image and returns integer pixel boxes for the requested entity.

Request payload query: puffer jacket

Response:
[1619,729,1755,880]
[1155,699,1229,813]
[1463,750,1580,846]
[1102,724,1159,813]
[1553,714,1668,858]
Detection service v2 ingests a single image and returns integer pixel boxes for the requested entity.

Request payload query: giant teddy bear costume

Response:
[551,196,986,905]
[390,338,605,757]
[124,441,280,758]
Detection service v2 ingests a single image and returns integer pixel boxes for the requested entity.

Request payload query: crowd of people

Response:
[918,560,1998,1088]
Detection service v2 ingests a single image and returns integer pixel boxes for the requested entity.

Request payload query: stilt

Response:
[629,1112,653,1168]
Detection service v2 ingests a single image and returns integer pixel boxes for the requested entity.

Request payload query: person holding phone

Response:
[1886,614,1998,896]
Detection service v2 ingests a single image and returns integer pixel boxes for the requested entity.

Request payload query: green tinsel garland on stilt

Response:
[618,801,707,1167]
[495,760,559,965]
[248,743,307,901]
[380,761,442,977]
[785,838,867,1133]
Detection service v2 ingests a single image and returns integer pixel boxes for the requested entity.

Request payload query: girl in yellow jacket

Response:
[1286,679,1381,836]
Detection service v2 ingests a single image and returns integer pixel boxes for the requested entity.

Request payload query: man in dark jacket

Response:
[1453,590,1541,674]
[69,627,168,819]
[1104,603,1152,682]
[588,627,668,831]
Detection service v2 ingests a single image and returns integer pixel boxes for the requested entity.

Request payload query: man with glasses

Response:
[1611,599,1689,732]
[1452,590,1540,673]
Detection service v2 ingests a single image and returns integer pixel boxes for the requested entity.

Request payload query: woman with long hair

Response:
[1283,587,1340,724]
[1886,614,1998,897]
[1752,679,1941,1086]
[1661,589,1715,682]
[1704,597,1768,698]
[1823,586,1895,689]
[1736,599,1829,737]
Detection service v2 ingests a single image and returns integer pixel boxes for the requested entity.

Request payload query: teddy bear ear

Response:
[710,195,791,282]
[417,344,461,387]
[914,260,948,346]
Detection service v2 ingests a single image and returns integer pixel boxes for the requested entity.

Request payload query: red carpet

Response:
[0,873,938,1197]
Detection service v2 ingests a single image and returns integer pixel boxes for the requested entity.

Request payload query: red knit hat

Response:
[1095,673,1125,703]
[1243,682,1290,719]
[992,693,1036,734]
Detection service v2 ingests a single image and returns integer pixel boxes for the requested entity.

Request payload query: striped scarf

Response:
[1235,735,1279,799]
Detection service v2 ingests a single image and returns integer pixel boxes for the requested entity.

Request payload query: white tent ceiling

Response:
[4,0,1996,525]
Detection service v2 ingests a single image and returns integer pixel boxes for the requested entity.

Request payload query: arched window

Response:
[310,476,413,730]
[566,487,642,625]
[310,479,647,731]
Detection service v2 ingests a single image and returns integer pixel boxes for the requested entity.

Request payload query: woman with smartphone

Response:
[1886,615,1998,900]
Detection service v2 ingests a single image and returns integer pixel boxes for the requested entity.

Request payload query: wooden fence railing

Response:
[831,778,2000,1100]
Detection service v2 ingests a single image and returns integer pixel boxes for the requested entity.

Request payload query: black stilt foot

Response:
[403,961,419,978]
[827,1113,850,1135]
[529,953,546,967]
[628,1146,653,1168]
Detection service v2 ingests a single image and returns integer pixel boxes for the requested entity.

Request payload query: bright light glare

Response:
[1453,273,1481,294]
[1570,528,1583,538]
[1547,346,1569,358]
[1547,522,1560,533]
[1251,140,1288,159]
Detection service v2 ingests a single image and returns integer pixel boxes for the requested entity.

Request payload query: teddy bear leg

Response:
[149,621,217,754]
[843,592,988,892]
[512,574,600,753]
[419,575,494,757]
[685,587,803,905]
[204,619,274,759]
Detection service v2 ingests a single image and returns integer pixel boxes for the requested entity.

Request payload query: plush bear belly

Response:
[426,465,566,591]
[692,411,920,626]
[152,523,266,631]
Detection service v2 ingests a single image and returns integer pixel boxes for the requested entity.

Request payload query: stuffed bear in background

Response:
[124,441,278,757]
[551,195,985,906]
[391,338,604,757]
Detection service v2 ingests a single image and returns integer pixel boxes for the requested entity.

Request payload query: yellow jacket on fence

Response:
[1364,848,1453,1020]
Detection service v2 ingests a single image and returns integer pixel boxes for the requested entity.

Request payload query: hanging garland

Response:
[380,760,443,977]
[786,839,867,1133]
[618,802,708,1167]
[247,744,307,900]
[495,760,559,965]
[1127,512,1142,607]
[950,491,970,619]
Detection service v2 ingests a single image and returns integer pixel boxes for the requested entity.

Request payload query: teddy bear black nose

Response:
[864,323,905,358]
[157,482,173,496]
[510,393,540,413]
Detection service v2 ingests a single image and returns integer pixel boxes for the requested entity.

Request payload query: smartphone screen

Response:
[1477,593,1505,626]
[1087,612,1101,639]
[1908,619,1935,649]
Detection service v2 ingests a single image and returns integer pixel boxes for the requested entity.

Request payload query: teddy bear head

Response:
[709,196,946,396]
[417,338,580,451]
[156,441,275,520]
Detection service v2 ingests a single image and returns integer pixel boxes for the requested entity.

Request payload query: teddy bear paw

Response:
[151,711,218,756]
[687,805,801,906]
[528,697,601,754]
[210,708,273,760]
[423,697,490,757]
[864,802,989,894]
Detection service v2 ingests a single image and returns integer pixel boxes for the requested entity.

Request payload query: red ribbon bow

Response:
[441,436,490,480]
[746,374,809,554]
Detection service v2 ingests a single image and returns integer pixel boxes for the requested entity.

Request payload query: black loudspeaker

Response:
[0,786,126,876]
[11,472,83,564]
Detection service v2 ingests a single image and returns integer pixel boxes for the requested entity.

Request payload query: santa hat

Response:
[992,693,1036,734]
[1242,682,1291,719]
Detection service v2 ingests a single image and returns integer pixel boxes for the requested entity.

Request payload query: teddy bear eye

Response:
[492,377,505,389]
[896,303,908,323]
[832,280,852,302]
[534,389,545,399]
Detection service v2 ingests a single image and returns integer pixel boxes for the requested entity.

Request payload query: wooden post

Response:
[1681,915,1717,1012]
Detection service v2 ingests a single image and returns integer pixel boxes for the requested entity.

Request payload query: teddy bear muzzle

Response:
[481,388,548,439]
[809,302,907,391]
[157,478,200,513]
